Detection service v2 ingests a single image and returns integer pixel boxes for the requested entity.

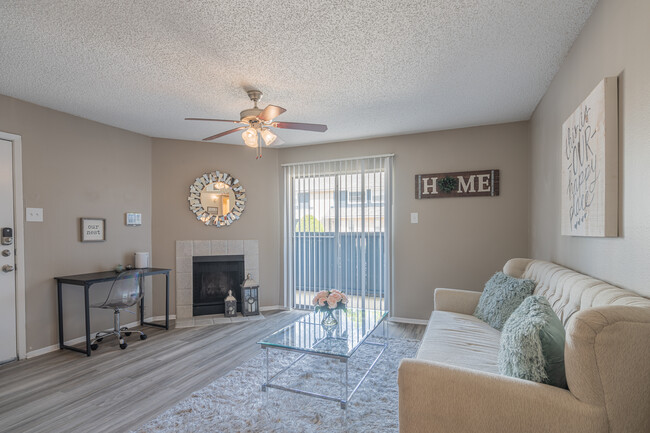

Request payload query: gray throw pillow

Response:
[498,295,567,388]
[473,272,536,330]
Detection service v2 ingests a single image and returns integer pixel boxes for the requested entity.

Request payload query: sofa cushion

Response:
[473,272,536,330]
[417,311,501,374]
[498,295,567,388]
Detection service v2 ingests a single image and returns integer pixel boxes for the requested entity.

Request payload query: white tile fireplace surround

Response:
[175,240,261,327]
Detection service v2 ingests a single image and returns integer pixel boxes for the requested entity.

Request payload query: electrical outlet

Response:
[26,208,43,222]
[410,212,418,224]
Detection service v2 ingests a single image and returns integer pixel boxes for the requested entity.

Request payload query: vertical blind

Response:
[283,155,394,313]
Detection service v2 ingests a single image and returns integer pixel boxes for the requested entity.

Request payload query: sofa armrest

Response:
[433,288,482,315]
[564,306,650,431]
[398,359,607,433]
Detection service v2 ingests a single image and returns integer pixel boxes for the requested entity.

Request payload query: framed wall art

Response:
[561,77,618,237]
[80,218,106,242]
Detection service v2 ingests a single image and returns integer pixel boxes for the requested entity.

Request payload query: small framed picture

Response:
[80,218,106,242]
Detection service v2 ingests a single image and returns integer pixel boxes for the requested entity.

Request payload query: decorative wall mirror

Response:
[188,170,246,226]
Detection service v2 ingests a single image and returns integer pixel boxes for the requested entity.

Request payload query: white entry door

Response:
[0,139,17,364]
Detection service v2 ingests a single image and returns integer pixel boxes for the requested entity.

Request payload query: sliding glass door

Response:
[283,155,393,313]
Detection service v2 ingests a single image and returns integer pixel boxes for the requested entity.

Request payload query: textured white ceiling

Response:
[0,0,598,146]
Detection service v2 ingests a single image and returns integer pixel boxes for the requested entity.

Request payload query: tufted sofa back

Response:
[503,258,650,433]
[503,258,650,325]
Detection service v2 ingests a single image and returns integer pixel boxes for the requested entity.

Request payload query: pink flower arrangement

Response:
[312,289,348,312]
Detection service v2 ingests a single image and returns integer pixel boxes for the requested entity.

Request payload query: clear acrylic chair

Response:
[90,269,147,351]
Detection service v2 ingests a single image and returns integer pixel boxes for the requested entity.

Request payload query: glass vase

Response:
[321,309,338,335]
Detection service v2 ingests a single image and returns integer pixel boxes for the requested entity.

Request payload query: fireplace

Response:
[193,255,244,316]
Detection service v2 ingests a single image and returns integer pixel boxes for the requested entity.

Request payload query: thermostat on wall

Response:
[125,212,142,226]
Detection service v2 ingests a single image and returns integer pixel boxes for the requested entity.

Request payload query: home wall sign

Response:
[415,170,499,199]
[188,170,246,226]
[561,77,618,237]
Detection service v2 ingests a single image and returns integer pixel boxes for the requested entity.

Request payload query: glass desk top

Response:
[258,308,387,359]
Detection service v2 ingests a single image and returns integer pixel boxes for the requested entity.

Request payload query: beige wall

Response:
[150,138,282,312]
[0,94,152,353]
[279,122,530,320]
[529,0,650,296]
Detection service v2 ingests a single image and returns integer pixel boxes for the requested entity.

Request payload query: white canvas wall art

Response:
[561,77,618,237]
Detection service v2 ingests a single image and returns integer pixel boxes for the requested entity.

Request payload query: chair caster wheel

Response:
[90,343,99,351]
[119,342,128,350]
[140,334,147,340]
[124,332,132,337]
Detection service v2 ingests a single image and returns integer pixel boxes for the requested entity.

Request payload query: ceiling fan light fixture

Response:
[242,127,258,147]
[260,128,277,146]
[186,89,327,159]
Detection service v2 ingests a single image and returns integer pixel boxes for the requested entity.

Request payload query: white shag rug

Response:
[133,338,419,433]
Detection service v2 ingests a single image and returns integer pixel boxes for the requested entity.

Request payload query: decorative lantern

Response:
[240,273,259,316]
[224,290,237,317]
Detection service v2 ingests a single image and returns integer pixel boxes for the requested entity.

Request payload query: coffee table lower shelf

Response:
[260,339,388,410]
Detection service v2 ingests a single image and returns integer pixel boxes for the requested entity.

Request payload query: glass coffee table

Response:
[258,308,388,409]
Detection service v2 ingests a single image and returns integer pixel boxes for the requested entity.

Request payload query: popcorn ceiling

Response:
[0,1,598,146]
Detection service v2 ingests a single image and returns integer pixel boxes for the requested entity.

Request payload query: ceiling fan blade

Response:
[273,121,328,132]
[203,126,246,141]
[186,117,244,124]
[258,105,287,121]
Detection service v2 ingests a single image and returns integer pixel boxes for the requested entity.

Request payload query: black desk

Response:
[54,268,171,356]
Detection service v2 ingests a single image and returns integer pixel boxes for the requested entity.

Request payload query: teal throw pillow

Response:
[498,295,567,388]
[473,272,536,330]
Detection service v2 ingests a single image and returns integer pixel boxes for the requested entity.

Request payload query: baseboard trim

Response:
[259,305,288,312]
[25,344,61,359]
[25,315,177,359]
[147,315,176,322]
[390,316,429,325]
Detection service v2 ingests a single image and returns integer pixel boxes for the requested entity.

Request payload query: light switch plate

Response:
[410,212,418,224]
[26,207,43,222]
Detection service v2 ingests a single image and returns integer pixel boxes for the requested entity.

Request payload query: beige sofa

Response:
[398,258,650,433]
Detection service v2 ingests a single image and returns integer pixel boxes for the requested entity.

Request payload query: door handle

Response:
[2,265,14,273]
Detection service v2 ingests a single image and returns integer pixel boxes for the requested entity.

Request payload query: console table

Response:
[54,268,171,356]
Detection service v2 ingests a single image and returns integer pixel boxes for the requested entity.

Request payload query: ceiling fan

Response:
[186,89,328,159]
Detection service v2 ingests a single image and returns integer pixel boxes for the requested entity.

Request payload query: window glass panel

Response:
[349,191,363,203]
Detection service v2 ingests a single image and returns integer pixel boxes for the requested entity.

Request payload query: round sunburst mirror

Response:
[188,170,246,226]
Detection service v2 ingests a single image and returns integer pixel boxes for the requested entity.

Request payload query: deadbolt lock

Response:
[1,249,10,257]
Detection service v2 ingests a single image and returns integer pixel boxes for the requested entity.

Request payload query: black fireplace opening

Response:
[193,255,244,316]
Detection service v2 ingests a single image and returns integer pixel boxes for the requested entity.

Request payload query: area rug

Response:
[133,337,419,433]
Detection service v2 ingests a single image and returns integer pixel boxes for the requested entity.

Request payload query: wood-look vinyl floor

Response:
[0,310,424,433]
